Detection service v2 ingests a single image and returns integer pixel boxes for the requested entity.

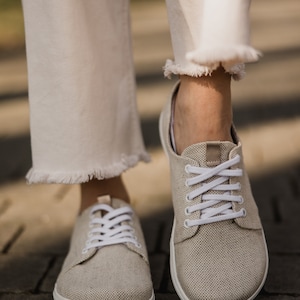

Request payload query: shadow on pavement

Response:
[0,160,299,298]
[1,91,300,184]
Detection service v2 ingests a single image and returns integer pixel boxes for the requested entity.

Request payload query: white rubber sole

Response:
[53,285,68,300]
[53,284,155,300]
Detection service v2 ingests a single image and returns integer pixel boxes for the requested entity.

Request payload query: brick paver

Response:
[1,0,300,299]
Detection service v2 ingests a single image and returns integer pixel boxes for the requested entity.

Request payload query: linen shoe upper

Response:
[54,195,154,300]
[159,83,268,300]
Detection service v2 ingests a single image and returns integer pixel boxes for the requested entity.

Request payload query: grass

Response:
[0,0,25,54]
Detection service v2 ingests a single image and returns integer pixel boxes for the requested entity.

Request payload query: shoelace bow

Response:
[82,204,140,254]
[184,154,246,227]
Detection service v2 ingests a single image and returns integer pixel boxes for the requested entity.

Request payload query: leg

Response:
[161,0,268,299]
[175,68,232,154]
[22,1,153,299]
[23,0,149,186]
[80,177,129,212]
[165,0,259,153]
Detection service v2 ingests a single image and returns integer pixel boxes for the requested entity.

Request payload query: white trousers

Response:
[22,0,259,184]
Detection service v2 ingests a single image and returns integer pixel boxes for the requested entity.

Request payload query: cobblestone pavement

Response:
[1,1,300,299]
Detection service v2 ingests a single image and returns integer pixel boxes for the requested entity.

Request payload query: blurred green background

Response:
[0,0,24,55]
[0,0,159,56]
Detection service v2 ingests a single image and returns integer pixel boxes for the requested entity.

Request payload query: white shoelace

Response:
[184,154,246,227]
[82,204,141,254]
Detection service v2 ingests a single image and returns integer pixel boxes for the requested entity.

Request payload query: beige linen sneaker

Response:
[159,84,268,300]
[53,195,154,300]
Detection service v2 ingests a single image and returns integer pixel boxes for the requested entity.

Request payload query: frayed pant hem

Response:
[163,59,215,79]
[164,46,261,81]
[164,59,246,81]
[26,152,151,184]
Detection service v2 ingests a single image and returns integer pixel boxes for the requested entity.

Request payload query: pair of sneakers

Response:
[54,84,268,300]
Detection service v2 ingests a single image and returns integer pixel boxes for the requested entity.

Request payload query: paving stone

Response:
[0,294,52,300]
[0,183,78,255]
[265,255,300,294]
[142,221,161,254]
[0,255,51,293]
[272,174,297,202]
[0,221,23,253]
[142,206,173,254]
[0,198,11,216]
[123,149,172,218]
[272,175,300,223]
[52,185,73,202]
[39,256,64,293]
[0,182,79,222]
[161,218,173,254]
[264,222,300,254]
[251,180,275,222]
[0,136,31,183]
[165,267,176,294]
[278,200,300,223]
[256,296,300,300]
[0,99,29,137]
[155,294,180,300]
[149,254,167,291]
[9,221,71,255]
[142,207,173,255]
[251,165,300,224]
[288,169,300,199]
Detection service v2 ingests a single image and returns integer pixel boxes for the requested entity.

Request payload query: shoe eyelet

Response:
[135,243,142,249]
[185,194,192,202]
[237,182,242,191]
[184,219,190,229]
[82,248,88,255]
[185,165,191,174]
[241,208,247,217]
[184,207,191,216]
[239,196,244,204]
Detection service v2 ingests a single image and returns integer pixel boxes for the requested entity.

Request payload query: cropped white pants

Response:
[22,0,259,184]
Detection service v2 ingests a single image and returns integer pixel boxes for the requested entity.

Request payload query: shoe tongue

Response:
[95,195,112,217]
[96,195,125,210]
[181,141,236,167]
[97,195,112,205]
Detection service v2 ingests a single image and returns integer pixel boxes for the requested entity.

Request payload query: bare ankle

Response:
[173,68,233,154]
[80,176,130,213]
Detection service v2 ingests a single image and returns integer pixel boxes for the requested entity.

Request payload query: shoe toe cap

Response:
[56,245,153,300]
[174,223,268,300]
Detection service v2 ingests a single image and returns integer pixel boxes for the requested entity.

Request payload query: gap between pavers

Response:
[265,255,300,295]
[0,254,51,293]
